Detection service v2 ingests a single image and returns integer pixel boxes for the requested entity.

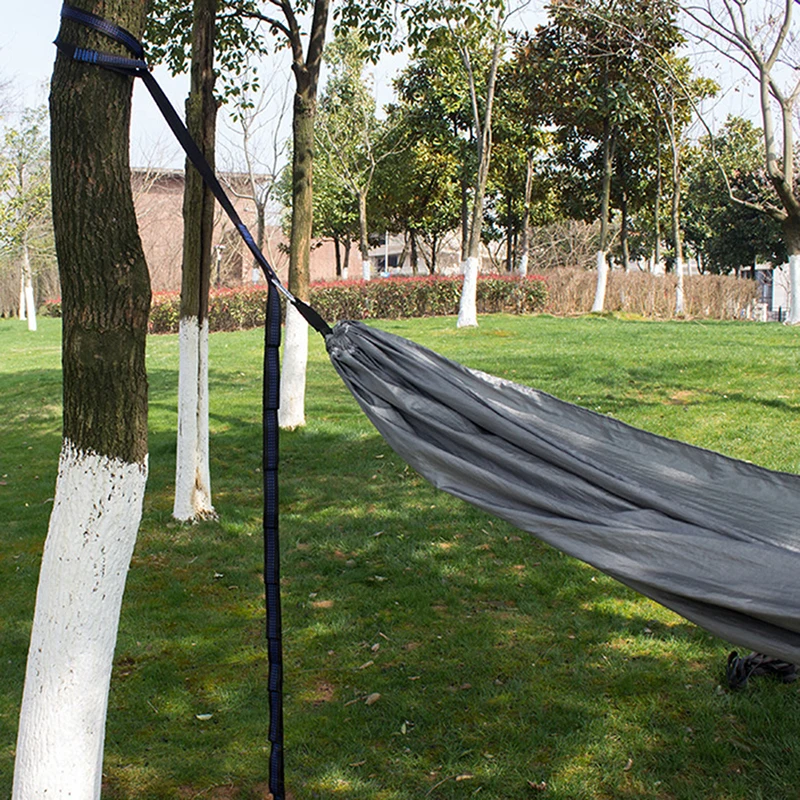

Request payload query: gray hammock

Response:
[327,320,800,665]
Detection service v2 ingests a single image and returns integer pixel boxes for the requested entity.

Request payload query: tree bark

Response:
[358,187,371,280]
[14,1,150,796]
[280,0,328,428]
[457,29,502,329]
[174,0,217,521]
[591,119,616,313]
[518,154,534,277]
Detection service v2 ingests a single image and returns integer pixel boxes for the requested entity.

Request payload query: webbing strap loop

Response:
[60,4,145,58]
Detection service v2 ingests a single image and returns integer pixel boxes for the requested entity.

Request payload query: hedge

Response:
[41,274,549,334]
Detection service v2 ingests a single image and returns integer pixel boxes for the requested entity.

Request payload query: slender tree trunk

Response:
[672,154,685,315]
[410,228,419,275]
[342,236,351,280]
[14,2,150,796]
[591,120,616,313]
[358,188,371,280]
[19,268,26,320]
[280,80,315,429]
[174,0,217,521]
[620,191,630,272]
[654,124,662,272]
[518,155,534,277]
[21,231,37,331]
[505,187,514,272]
[458,30,502,329]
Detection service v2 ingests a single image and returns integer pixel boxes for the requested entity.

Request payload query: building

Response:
[132,168,357,292]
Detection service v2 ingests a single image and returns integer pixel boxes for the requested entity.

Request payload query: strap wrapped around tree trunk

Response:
[263,283,284,799]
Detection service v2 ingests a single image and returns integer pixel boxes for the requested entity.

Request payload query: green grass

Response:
[3,313,800,799]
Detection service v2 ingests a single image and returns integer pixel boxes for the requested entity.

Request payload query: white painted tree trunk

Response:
[361,259,371,281]
[342,265,349,281]
[788,254,800,324]
[457,256,480,328]
[173,316,214,521]
[279,303,309,429]
[22,241,37,331]
[591,250,609,313]
[24,283,37,331]
[19,270,26,320]
[13,442,147,800]
[674,256,685,315]
[518,251,529,278]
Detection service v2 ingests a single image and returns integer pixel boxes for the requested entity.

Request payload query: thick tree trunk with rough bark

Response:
[14,1,150,796]
[174,0,217,521]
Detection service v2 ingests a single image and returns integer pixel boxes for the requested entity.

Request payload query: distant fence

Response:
[541,269,760,319]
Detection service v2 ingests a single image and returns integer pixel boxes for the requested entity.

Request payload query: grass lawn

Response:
[3,313,800,799]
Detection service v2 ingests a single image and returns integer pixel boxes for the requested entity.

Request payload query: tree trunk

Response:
[334,234,342,277]
[342,236,351,280]
[783,215,800,324]
[672,157,685,316]
[505,186,514,273]
[457,29,502,329]
[21,230,37,331]
[14,2,150,796]
[280,76,316,429]
[174,0,217,522]
[358,187,371,281]
[653,123,662,272]
[518,155,534,278]
[591,120,616,313]
[410,228,419,275]
[620,191,630,272]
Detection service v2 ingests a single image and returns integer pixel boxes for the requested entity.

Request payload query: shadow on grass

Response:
[98,412,800,800]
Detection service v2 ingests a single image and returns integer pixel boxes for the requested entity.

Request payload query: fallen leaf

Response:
[527,780,547,791]
[195,713,213,721]
[623,758,633,771]
[365,692,381,706]
[455,774,474,781]
[358,660,374,670]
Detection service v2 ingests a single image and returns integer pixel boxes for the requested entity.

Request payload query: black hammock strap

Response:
[52,6,327,798]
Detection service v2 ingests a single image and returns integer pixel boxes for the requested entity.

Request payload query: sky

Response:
[1,0,194,167]
[1,1,766,171]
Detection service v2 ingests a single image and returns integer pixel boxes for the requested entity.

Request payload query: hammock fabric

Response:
[328,320,800,665]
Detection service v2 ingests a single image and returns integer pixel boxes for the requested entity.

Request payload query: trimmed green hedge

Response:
[41,274,549,334]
